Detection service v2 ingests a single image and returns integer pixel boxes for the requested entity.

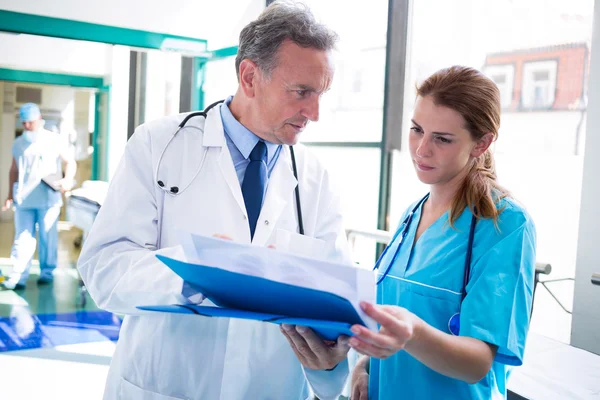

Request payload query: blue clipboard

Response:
[137,255,366,340]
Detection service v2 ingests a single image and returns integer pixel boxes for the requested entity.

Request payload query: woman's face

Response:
[408,95,490,187]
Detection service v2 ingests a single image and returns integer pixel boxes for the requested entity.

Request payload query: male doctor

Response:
[78,2,352,399]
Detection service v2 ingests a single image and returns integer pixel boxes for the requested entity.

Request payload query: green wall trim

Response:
[0,10,208,53]
[0,68,104,88]
[104,89,111,181]
[90,86,111,181]
[208,46,238,61]
[191,60,205,111]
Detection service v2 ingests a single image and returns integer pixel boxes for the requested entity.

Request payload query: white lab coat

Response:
[78,104,351,400]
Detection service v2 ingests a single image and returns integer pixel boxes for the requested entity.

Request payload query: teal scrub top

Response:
[12,130,64,209]
[369,196,536,400]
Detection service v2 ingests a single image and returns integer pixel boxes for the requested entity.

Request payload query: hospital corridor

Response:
[1,0,600,399]
[0,219,118,399]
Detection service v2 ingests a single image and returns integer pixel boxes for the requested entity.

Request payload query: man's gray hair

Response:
[235,1,338,80]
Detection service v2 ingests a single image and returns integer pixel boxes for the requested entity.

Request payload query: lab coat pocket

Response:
[119,377,188,400]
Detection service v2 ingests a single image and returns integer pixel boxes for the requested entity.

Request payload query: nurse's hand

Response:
[349,301,422,359]
[351,355,370,400]
[2,198,13,212]
[280,324,350,370]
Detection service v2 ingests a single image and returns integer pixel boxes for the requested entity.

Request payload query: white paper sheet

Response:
[182,232,378,330]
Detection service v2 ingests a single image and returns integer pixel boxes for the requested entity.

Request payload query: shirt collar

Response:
[220,96,280,162]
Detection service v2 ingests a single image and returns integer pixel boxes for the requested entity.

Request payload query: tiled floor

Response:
[0,220,119,399]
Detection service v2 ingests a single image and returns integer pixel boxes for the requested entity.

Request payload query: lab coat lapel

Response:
[203,105,247,217]
[252,146,297,245]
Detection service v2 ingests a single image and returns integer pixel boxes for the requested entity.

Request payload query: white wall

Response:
[0,32,110,76]
[106,46,130,180]
[74,91,92,160]
[0,0,264,50]
[571,0,600,356]
[145,51,182,123]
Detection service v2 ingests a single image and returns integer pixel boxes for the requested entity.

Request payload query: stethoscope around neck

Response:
[373,193,477,336]
[153,99,305,235]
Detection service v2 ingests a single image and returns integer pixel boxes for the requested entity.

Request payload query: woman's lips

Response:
[415,161,435,171]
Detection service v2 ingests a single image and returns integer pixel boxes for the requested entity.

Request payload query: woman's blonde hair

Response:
[416,65,509,226]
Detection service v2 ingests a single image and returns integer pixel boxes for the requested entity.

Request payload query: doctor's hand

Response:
[351,355,370,400]
[2,198,13,212]
[349,302,423,359]
[280,324,350,370]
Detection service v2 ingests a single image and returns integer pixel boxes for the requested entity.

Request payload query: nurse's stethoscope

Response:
[373,193,476,336]
[154,99,305,235]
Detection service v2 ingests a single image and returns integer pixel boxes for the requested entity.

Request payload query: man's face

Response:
[22,119,42,132]
[252,40,335,145]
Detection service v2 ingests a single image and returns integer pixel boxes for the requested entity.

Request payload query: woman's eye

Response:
[410,126,422,134]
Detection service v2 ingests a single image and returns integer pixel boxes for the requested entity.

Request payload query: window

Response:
[522,60,558,109]
[16,86,42,104]
[391,0,594,345]
[294,0,389,269]
[483,64,515,109]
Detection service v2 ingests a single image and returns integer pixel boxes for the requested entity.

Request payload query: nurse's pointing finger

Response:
[360,302,403,327]
[350,324,395,350]
[360,303,415,341]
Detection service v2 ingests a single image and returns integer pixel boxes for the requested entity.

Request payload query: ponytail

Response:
[416,66,509,227]
[449,150,509,228]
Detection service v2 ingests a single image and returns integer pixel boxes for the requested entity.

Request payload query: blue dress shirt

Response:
[220,96,282,186]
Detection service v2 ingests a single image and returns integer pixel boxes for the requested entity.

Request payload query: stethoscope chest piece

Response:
[448,312,460,336]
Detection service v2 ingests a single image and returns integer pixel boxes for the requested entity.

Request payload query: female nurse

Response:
[349,66,536,399]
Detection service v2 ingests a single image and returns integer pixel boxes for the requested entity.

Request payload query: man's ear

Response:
[471,132,494,157]
[238,59,259,98]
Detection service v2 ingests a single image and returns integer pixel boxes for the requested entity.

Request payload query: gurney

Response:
[66,180,109,246]
[65,180,109,307]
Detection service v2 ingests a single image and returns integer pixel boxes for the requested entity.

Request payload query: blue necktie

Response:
[242,141,268,239]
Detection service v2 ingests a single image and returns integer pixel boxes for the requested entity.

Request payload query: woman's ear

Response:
[471,133,494,158]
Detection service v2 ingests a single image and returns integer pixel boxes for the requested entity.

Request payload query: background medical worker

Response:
[349,66,536,400]
[1,103,76,291]
[78,2,353,400]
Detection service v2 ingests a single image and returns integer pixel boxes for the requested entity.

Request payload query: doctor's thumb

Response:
[337,335,351,350]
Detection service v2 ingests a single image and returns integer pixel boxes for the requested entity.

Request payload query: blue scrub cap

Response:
[19,103,41,122]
